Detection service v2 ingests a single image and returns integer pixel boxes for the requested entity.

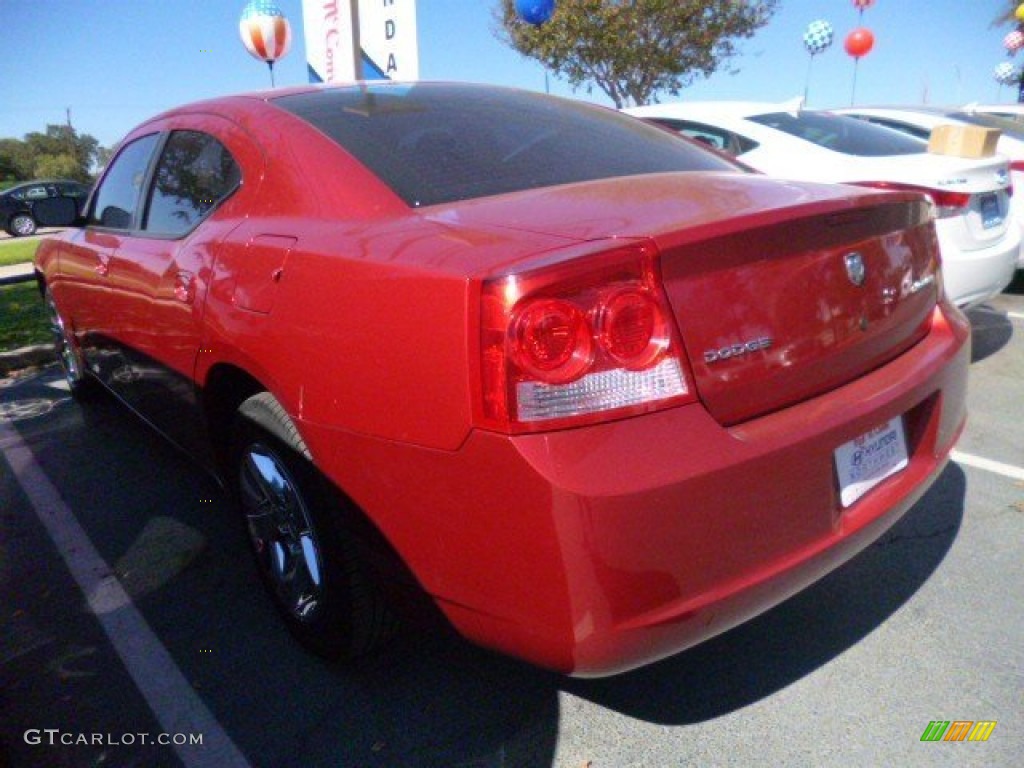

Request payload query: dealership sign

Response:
[302,0,419,83]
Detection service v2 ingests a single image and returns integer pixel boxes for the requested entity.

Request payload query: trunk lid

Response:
[846,152,1011,252]
[437,172,940,425]
[656,195,938,424]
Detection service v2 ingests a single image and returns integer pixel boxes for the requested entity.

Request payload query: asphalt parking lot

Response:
[1,279,1022,768]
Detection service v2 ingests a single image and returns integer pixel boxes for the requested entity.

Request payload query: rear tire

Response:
[230,392,392,659]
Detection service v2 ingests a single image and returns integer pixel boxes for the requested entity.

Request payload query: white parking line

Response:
[0,421,252,768]
[951,450,1024,482]
[1008,311,1024,322]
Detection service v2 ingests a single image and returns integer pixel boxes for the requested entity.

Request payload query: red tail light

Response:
[1008,160,1024,196]
[510,298,593,384]
[852,181,971,218]
[477,240,695,433]
[597,288,672,369]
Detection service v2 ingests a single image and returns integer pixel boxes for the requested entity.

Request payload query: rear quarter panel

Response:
[200,215,573,451]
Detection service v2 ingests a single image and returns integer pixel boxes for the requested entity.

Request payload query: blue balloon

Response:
[515,0,555,26]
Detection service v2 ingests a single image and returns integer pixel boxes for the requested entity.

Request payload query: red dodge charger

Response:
[35,83,969,676]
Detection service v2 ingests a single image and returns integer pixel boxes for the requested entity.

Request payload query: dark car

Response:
[1,179,91,237]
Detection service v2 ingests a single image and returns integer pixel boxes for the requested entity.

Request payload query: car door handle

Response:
[174,271,196,304]
[94,255,110,277]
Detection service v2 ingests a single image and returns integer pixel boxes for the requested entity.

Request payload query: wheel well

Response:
[201,363,267,476]
[202,364,438,627]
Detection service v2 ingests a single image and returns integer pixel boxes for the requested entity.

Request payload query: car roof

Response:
[625,99,806,121]
[836,105,951,115]
[141,81,531,123]
[2,179,80,196]
[963,103,1024,112]
[836,105,1024,141]
[833,106,962,122]
[6,178,80,187]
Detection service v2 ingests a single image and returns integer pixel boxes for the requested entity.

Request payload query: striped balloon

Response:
[239,0,292,63]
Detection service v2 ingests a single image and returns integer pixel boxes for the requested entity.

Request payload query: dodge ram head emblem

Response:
[844,252,866,287]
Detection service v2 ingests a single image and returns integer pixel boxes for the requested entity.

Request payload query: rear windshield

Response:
[273,83,739,207]
[748,111,927,157]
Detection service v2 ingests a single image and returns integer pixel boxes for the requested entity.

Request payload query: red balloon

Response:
[844,28,875,58]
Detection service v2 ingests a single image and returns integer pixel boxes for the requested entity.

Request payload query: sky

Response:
[0,1,1020,150]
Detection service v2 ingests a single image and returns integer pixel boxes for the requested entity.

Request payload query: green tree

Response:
[94,145,114,173]
[494,0,779,108]
[995,2,1022,25]
[23,125,99,182]
[34,153,81,179]
[0,138,36,181]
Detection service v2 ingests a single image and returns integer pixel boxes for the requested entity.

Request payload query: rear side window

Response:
[57,182,89,197]
[90,134,160,229]
[144,131,241,236]
[645,117,760,157]
[273,83,739,207]
[748,111,926,156]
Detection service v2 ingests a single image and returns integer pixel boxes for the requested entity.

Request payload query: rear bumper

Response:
[1008,171,1024,268]
[939,224,1019,306]
[302,303,970,676]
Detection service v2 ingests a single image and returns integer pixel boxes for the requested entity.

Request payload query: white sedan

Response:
[626,101,1020,307]
[834,105,1024,270]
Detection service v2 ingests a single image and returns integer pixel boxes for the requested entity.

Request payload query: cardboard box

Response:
[928,124,1001,158]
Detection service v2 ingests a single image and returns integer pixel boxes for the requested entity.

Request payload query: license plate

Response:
[980,192,1002,229]
[834,417,909,508]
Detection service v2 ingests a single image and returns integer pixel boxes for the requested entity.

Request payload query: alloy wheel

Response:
[239,443,325,622]
[45,292,84,391]
[10,214,36,237]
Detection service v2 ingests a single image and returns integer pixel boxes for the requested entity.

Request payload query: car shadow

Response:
[967,305,1014,363]
[1,368,967,766]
